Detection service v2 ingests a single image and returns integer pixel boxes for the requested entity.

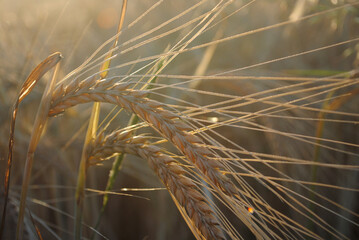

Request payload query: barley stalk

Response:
[87,130,225,240]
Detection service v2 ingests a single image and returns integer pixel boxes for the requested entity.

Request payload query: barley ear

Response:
[88,131,225,239]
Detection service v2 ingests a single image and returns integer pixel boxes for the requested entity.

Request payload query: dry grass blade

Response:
[0,52,62,240]
[15,57,61,240]
[99,0,128,79]
[17,53,63,103]
[88,130,225,240]
[28,210,44,240]
[311,86,359,205]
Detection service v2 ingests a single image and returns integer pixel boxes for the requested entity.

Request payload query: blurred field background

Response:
[0,0,358,239]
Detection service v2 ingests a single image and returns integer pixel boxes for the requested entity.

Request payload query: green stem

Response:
[91,115,138,239]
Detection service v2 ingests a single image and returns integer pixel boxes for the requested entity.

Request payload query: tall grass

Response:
[0,0,358,239]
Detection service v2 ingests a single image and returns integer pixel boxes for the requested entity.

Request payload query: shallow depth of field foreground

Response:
[0,0,359,239]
